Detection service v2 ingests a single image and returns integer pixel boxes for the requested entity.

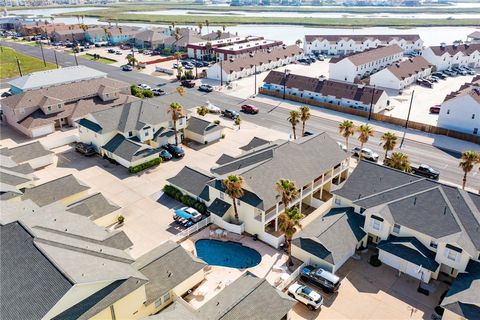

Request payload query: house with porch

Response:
[331,161,480,283]
[167,133,349,248]
[1,77,133,138]
[78,100,187,168]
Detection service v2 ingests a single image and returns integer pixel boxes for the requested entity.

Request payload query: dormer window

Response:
[47,106,52,111]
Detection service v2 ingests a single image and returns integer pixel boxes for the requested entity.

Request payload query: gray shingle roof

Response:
[378,236,439,272]
[197,271,295,320]
[216,154,236,165]
[441,260,480,315]
[0,222,73,320]
[239,137,269,151]
[293,207,366,265]
[67,193,120,221]
[9,141,53,163]
[187,117,223,135]
[334,161,480,251]
[208,198,231,217]
[211,133,348,210]
[88,100,172,134]
[21,174,90,207]
[167,166,213,200]
[0,171,30,187]
[132,241,206,304]
[53,277,147,320]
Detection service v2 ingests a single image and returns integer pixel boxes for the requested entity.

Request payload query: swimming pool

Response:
[195,239,261,269]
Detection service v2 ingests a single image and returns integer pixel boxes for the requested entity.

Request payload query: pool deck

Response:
[180,226,293,309]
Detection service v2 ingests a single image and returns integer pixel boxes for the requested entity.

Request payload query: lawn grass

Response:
[0,46,56,79]
[81,53,117,64]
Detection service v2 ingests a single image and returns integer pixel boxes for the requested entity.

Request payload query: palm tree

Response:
[222,25,226,32]
[387,152,411,172]
[275,179,299,210]
[278,207,303,266]
[299,106,310,137]
[287,110,300,140]
[205,19,210,33]
[381,132,397,161]
[338,120,355,150]
[357,124,374,160]
[222,175,245,223]
[168,102,184,146]
[174,51,182,64]
[197,22,203,34]
[459,150,479,189]
[126,54,137,67]
[176,86,186,96]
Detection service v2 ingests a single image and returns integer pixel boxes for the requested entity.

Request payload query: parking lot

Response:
[290,253,449,320]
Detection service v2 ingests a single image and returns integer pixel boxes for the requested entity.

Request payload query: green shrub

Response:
[143,89,153,98]
[369,254,382,267]
[163,184,207,213]
[128,157,162,173]
[214,120,220,125]
[117,215,125,224]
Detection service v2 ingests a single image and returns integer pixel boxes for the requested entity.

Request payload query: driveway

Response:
[290,253,449,320]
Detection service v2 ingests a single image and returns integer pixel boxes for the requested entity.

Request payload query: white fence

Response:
[260,231,284,249]
[210,214,244,234]
[277,259,309,291]
[171,216,211,243]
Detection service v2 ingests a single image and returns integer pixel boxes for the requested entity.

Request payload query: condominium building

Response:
[304,34,423,55]
[329,44,403,82]
[187,35,265,60]
[422,42,480,70]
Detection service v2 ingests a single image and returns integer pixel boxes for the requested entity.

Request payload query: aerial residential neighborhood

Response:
[0,1,480,320]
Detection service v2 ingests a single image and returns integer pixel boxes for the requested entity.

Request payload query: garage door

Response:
[379,250,431,282]
[333,247,355,272]
[204,131,222,144]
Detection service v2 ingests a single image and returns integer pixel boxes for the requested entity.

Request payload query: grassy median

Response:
[0,46,56,79]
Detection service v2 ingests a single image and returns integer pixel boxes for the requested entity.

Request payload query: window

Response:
[393,224,400,234]
[161,291,171,304]
[237,199,241,206]
[335,198,341,205]
[128,131,133,137]
[474,128,478,135]
[219,192,224,200]
[430,241,438,249]
[446,249,457,262]
[58,104,62,109]
[371,215,383,231]
[447,109,450,115]
[47,106,52,111]
[154,298,162,308]
[472,114,475,119]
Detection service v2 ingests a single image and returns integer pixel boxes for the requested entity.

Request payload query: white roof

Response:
[8,66,106,91]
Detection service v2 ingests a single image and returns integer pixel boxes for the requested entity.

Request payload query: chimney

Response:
[440,42,446,48]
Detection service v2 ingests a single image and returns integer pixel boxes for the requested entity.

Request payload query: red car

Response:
[241,104,259,114]
[429,105,441,114]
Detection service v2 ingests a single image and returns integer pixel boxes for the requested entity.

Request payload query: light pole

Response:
[71,33,78,66]
[219,54,223,87]
[400,89,415,149]
[282,69,290,100]
[250,52,257,96]
[53,49,59,68]
[367,84,375,121]
[194,49,198,79]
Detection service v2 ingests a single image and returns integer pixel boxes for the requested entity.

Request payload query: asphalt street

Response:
[1,41,479,189]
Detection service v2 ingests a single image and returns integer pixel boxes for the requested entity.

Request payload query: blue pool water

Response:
[195,239,261,269]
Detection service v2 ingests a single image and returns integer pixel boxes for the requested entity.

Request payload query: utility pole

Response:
[72,33,78,66]
[367,84,375,121]
[250,52,257,96]
[38,35,47,67]
[194,50,198,79]
[53,49,59,68]
[283,69,290,100]
[16,57,22,76]
[220,56,223,86]
[400,89,415,149]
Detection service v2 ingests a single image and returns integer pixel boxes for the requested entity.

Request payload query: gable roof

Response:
[8,66,106,91]
[167,166,213,200]
[334,161,480,252]
[429,43,480,57]
[441,259,480,317]
[208,198,231,218]
[0,222,73,320]
[67,193,120,221]
[333,44,403,66]
[382,56,433,80]
[8,141,53,163]
[443,75,480,104]
[305,34,421,44]
[21,174,90,207]
[196,272,295,320]
[103,134,160,163]
[263,70,385,105]
[210,133,348,210]
[187,117,223,135]
[86,99,171,134]
[240,137,270,151]
[292,207,366,265]
[132,241,206,304]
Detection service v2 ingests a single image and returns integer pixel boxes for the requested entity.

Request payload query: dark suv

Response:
[181,80,195,88]
[163,144,185,158]
[222,109,240,120]
[75,142,96,156]
[300,266,341,293]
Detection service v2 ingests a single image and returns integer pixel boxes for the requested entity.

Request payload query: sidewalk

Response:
[246,93,480,153]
